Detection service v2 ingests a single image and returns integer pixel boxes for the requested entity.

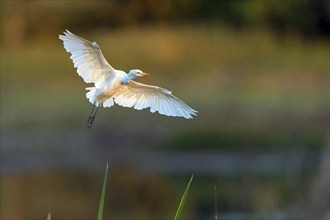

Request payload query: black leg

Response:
[87,104,95,128]
[87,104,100,130]
[94,105,100,117]
[89,104,95,116]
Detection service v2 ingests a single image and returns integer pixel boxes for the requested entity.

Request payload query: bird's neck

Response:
[123,72,137,83]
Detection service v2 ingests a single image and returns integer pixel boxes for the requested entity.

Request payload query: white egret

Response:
[59,30,197,128]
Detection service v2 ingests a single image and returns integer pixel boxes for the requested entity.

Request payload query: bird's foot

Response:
[87,115,95,130]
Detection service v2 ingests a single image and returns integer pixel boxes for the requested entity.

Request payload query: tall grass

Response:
[96,164,193,220]
[46,212,51,220]
[174,174,194,220]
[98,162,109,220]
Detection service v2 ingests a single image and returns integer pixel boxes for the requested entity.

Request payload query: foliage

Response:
[1,0,329,44]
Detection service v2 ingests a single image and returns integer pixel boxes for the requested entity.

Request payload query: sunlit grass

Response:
[2,25,327,114]
[98,163,108,220]
[3,25,328,80]
[2,25,328,149]
[174,174,193,220]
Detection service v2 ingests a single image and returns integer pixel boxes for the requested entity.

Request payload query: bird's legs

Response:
[87,104,100,130]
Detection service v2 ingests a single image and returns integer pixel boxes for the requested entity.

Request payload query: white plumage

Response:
[59,30,197,124]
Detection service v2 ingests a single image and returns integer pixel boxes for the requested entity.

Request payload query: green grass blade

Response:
[46,212,51,220]
[98,162,109,220]
[174,174,194,220]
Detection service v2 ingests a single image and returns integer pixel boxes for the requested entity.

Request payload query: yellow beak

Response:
[142,72,150,76]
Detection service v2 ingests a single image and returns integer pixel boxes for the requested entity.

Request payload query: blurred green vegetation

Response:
[2,25,328,151]
[1,0,329,44]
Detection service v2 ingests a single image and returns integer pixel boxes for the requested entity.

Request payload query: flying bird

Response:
[59,30,197,129]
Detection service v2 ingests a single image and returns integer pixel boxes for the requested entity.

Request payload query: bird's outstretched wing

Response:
[113,81,198,119]
[59,30,115,85]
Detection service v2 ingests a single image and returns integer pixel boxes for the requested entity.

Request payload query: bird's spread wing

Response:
[113,81,198,119]
[59,30,115,85]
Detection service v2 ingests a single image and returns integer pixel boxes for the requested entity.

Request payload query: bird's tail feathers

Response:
[85,87,114,108]
[86,87,97,105]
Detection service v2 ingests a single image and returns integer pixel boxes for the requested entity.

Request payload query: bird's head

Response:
[128,69,150,78]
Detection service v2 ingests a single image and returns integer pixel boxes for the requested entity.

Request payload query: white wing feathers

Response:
[60,30,198,119]
[59,30,115,85]
[114,81,198,119]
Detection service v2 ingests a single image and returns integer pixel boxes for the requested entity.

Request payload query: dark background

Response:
[1,1,329,219]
